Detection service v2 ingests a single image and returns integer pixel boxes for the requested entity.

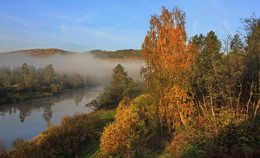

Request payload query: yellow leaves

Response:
[162,86,195,129]
[100,100,142,156]
[100,94,156,156]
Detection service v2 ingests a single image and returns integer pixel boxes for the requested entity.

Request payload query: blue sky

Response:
[0,0,259,52]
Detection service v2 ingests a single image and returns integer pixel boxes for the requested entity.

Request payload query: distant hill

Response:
[6,48,142,59]
[7,48,74,58]
[89,49,142,59]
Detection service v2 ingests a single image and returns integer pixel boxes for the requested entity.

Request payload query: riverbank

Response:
[0,85,99,106]
[0,86,103,150]
[0,105,116,158]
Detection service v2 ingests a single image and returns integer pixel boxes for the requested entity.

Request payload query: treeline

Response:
[90,49,142,59]
[0,63,95,104]
[97,8,259,158]
[8,48,73,58]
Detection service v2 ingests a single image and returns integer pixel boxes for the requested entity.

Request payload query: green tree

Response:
[44,64,55,84]
[230,34,244,53]
[21,63,33,88]
[195,31,222,104]
[87,64,142,109]
[223,34,245,110]
[191,33,205,52]
[109,64,128,103]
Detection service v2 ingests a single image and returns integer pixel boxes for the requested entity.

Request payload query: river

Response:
[0,86,102,150]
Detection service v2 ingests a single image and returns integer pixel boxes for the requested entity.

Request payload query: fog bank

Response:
[0,52,145,84]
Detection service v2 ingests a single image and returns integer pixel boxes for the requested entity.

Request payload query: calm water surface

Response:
[0,86,102,149]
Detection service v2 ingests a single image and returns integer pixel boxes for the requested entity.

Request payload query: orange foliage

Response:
[162,86,195,128]
[141,7,198,129]
[141,7,198,92]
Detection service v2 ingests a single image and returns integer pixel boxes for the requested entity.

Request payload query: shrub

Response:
[12,138,25,148]
[100,95,156,157]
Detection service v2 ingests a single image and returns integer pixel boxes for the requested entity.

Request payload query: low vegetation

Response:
[0,109,115,158]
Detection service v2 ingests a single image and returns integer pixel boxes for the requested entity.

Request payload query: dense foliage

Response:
[90,49,142,59]
[8,48,72,58]
[99,7,259,158]
[0,63,95,104]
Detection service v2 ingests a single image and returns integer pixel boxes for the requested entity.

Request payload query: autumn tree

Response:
[141,7,198,129]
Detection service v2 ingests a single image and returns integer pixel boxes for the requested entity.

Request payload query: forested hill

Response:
[7,48,74,58]
[5,48,142,59]
[89,49,142,59]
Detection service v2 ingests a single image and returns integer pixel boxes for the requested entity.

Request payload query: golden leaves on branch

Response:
[141,7,198,129]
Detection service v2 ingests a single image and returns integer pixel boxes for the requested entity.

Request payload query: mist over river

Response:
[0,87,102,149]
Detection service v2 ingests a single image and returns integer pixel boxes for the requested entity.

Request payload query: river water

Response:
[0,86,102,149]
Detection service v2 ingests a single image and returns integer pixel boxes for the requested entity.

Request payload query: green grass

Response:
[79,142,100,158]
[79,109,117,158]
[98,110,116,119]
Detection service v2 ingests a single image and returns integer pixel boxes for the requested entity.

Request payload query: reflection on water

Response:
[0,86,102,149]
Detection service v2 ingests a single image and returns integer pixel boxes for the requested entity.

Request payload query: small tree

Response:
[12,138,25,148]
[87,64,142,109]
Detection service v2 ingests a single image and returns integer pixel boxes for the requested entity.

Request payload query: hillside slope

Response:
[7,48,73,58]
[89,49,142,59]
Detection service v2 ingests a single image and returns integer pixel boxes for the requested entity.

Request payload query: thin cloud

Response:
[60,24,124,42]
[191,19,199,35]
[0,13,34,28]
[41,12,93,23]
[78,14,92,23]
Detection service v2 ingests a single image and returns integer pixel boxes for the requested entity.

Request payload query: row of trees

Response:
[90,49,142,59]
[0,63,94,104]
[10,48,72,58]
[99,7,259,157]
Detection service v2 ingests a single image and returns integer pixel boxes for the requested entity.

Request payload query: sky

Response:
[0,0,259,53]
